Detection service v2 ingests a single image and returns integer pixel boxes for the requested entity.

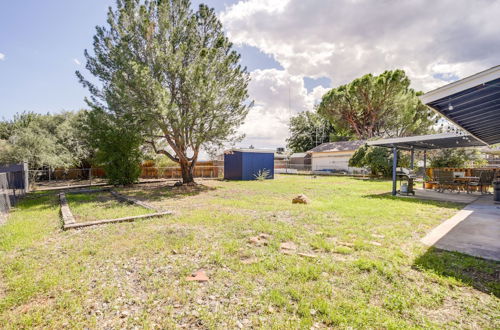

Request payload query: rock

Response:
[185,270,209,282]
[280,241,297,250]
[248,233,271,246]
[236,321,244,329]
[369,241,382,246]
[292,194,310,204]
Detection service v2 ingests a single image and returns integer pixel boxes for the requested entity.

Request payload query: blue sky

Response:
[1,0,498,149]
[0,0,327,120]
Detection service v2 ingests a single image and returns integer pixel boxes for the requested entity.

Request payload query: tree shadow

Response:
[363,192,464,210]
[120,182,217,202]
[414,247,500,297]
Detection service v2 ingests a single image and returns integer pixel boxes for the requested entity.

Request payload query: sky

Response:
[1,0,499,154]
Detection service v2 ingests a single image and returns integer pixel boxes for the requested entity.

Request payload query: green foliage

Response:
[77,0,251,183]
[429,148,487,168]
[349,145,409,177]
[286,111,338,152]
[84,109,143,185]
[253,169,271,181]
[0,111,93,169]
[318,70,436,139]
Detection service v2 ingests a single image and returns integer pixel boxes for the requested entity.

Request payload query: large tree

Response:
[0,111,93,170]
[318,70,436,140]
[286,111,337,152]
[77,0,251,184]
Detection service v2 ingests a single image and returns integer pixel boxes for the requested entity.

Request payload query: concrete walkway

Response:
[421,195,500,261]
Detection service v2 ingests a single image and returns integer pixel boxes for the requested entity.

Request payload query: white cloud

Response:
[73,58,81,65]
[221,0,500,91]
[238,69,327,148]
[0,53,5,61]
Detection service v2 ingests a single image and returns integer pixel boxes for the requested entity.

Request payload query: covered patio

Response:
[370,65,500,261]
[367,132,487,197]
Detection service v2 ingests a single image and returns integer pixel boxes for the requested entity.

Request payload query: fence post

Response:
[89,168,92,186]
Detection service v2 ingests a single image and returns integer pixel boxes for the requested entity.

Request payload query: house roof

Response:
[308,140,365,153]
[290,152,308,158]
[419,65,500,145]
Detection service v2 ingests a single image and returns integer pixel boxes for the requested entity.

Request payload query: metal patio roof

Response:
[420,65,500,145]
[368,132,485,150]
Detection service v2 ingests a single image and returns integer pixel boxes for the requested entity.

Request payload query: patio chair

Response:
[435,170,460,193]
[468,170,495,194]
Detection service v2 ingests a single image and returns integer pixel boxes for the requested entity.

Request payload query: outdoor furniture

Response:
[468,170,495,194]
[435,170,461,193]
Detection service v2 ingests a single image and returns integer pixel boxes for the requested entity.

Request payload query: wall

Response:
[311,151,354,172]
[241,152,274,180]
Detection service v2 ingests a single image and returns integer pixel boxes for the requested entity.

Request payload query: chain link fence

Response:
[0,164,29,223]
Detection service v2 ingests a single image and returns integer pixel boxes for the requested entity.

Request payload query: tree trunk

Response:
[180,160,195,184]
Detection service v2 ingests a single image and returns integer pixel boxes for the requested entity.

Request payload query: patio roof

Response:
[420,65,500,145]
[367,132,485,150]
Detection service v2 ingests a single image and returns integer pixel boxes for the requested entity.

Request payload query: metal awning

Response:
[420,65,500,145]
[368,132,485,150]
[368,133,486,196]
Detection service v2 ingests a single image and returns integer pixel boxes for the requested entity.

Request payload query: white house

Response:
[308,140,365,173]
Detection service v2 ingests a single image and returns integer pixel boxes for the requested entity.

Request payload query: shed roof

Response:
[225,148,275,154]
[420,65,500,145]
[368,133,485,150]
[308,140,365,153]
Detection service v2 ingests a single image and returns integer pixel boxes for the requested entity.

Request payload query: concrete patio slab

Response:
[421,195,500,261]
[401,188,480,204]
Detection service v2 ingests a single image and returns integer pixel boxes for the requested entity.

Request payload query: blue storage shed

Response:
[224,149,274,180]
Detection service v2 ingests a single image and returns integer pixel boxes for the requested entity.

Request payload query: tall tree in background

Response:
[286,111,337,152]
[77,0,251,184]
[318,70,436,139]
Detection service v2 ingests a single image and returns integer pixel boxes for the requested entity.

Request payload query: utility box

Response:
[224,149,274,180]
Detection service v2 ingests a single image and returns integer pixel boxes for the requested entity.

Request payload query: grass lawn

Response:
[0,175,498,328]
[65,191,154,223]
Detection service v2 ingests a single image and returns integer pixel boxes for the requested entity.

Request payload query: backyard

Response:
[0,175,498,328]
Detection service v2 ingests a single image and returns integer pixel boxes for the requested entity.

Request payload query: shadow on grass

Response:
[363,192,463,210]
[414,247,500,297]
[122,182,217,202]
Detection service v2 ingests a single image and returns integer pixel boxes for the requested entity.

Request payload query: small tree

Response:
[77,0,251,184]
[286,111,337,152]
[84,109,143,185]
[349,145,409,177]
[429,148,487,168]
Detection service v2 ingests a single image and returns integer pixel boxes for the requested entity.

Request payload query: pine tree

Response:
[77,0,251,183]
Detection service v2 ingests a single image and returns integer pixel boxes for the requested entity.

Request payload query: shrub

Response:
[84,109,143,185]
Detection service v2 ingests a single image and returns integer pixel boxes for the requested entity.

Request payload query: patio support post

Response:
[392,146,398,196]
[423,150,427,189]
[410,149,414,170]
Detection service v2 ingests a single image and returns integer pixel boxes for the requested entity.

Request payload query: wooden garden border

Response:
[59,189,171,230]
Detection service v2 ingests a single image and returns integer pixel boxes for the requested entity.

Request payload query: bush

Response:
[84,109,143,185]
[429,148,487,168]
[349,145,409,177]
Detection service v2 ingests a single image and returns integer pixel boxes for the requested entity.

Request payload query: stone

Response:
[369,241,382,246]
[292,194,310,204]
[185,270,209,282]
[280,242,297,251]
